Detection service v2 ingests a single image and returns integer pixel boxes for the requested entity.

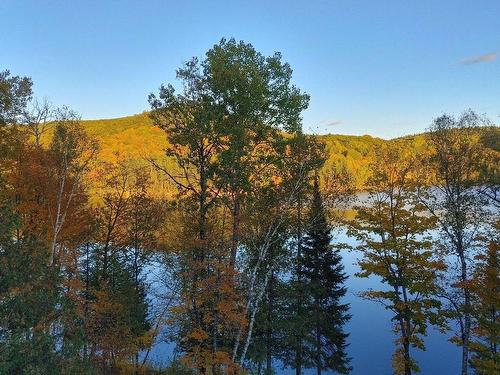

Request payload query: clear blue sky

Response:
[1,0,499,138]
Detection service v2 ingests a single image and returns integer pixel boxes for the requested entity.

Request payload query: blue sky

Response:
[1,0,499,138]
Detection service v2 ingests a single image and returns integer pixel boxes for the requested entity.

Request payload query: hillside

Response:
[46,112,496,190]
[77,112,167,162]
[72,113,394,189]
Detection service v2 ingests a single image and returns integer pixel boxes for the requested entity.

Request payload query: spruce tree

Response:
[301,176,351,374]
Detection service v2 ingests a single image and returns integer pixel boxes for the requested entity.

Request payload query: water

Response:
[144,228,461,374]
[333,229,460,375]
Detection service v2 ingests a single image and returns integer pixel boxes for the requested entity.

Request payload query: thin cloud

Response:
[323,119,345,126]
[460,52,497,65]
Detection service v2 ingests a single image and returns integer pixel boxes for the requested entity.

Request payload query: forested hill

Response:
[72,112,397,189]
[57,112,497,190]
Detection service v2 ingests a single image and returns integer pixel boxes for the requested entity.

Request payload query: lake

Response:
[145,227,461,374]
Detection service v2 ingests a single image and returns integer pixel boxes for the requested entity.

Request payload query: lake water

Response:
[145,228,461,374]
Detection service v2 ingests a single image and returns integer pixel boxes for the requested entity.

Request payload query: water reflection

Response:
[145,227,461,374]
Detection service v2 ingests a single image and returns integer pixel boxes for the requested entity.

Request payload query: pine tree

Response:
[301,176,351,375]
[274,133,326,375]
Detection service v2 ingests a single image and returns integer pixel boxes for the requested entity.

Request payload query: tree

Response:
[85,162,158,373]
[203,38,309,267]
[423,110,489,375]
[23,97,53,146]
[47,107,98,266]
[301,176,351,375]
[149,47,242,373]
[0,70,31,195]
[149,39,312,373]
[0,72,94,374]
[271,134,326,375]
[469,224,500,374]
[0,199,62,374]
[0,69,32,126]
[349,144,446,375]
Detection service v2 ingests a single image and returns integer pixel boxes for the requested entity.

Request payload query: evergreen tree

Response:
[274,133,326,375]
[301,176,351,375]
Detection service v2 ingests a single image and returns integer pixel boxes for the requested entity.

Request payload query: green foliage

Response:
[0,69,32,126]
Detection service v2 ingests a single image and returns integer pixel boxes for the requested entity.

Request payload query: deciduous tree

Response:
[423,110,489,375]
[469,224,500,374]
[349,144,445,375]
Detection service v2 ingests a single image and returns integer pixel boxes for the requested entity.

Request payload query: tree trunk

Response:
[403,338,411,375]
[266,271,274,374]
[295,348,302,375]
[230,192,241,267]
[316,296,321,375]
[295,196,303,375]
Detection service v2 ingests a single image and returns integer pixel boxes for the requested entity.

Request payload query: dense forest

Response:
[1,39,499,375]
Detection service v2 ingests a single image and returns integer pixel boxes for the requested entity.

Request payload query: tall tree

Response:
[349,144,446,375]
[149,54,241,372]
[301,176,351,375]
[423,110,488,375]
[203,38,309,267]
[149,39,313,373]
[273,134,326,375]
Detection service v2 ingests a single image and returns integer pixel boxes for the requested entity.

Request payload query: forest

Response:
[0,39,499,375]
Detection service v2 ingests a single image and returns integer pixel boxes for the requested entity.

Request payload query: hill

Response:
[73,113,393,189]
[43,113,497,190]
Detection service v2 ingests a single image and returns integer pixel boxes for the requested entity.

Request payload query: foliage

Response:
[348,143,446,375]
[1,49,499,375]
[422,110,491,375]
[469,224,500,374]
[0,69,32,126]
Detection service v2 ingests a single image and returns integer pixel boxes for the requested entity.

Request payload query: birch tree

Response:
[423,110,489,375]
[48,107,98,266]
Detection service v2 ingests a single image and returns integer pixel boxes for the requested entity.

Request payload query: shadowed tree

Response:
[301,176,351,375]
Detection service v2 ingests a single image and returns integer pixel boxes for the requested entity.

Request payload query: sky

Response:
[1,0,499,138]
